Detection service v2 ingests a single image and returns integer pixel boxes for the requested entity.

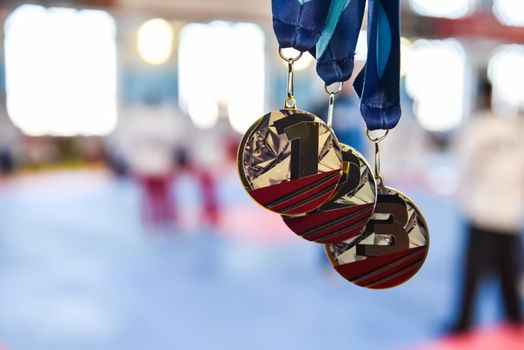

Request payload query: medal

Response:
[324,131,430,288]
[239,1,345,215]
[281,0,374,244]
[237,50,343,215]
[324,185,429,289]
[282,84,377,243]
[316,0,429,287]
[252,0,430,288]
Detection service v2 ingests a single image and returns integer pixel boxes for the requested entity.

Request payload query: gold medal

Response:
[238,108,343,215]
[324,130,430,288]
[324,185,429,289]
[237,49,343,215]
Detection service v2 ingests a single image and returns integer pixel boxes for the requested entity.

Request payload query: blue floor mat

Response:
[0,171,520,350]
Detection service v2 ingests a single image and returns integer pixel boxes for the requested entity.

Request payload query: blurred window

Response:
[355,31,367,62]
[493,0,524,27]
[279,47,314,71]
[4,4,117,136]
[409,0,477,19]
[137,18,174,65]
[405,39,467,132]
[178,21,265,133]
[488,45,524,116]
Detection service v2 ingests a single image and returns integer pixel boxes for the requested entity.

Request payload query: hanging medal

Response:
[282,0,377,244]
[325,131,430,289]
[238,0,344,216]
[323,0,430,288]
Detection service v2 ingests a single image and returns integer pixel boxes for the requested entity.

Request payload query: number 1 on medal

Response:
[283,121,320,180]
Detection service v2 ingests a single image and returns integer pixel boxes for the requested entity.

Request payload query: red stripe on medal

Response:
[334,246,427,281]
[248,169,341,214]
[284,203,374,243]
[351,248,427,288]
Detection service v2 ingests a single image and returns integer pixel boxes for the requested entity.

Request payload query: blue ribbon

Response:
[272,0,333,52]
[314,0,365,86]
[353,0,401,130]
[272,0,402,130]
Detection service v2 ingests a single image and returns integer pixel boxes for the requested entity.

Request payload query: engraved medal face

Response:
[238,109,343,216]
[324,186,429,289]
[282,144,377,243]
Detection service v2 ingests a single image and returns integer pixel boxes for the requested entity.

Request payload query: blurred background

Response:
[0,0,523,349]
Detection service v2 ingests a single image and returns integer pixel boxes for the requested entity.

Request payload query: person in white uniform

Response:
[451,80,523,333]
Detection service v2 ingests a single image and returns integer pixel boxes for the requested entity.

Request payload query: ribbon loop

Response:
[354,0,402,130]
[272,0,333,52]
[314,0,366,85]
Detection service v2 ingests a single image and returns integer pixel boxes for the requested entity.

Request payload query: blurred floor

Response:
[0,169,521,350]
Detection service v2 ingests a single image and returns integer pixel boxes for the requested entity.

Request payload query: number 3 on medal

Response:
[324,187,430,289]
[357,195,409,257]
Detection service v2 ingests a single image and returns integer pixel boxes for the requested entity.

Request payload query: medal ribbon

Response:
[314,0,366,86]
[353,0,402,130]
[272,0,333,52]
[272,0,402,130]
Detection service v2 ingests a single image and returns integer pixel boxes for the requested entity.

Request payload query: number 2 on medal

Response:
[283,121,319,180]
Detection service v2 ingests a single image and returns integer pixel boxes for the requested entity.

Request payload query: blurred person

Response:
[0,111,18,176]
[0,148,14,175]
[115,97,224,228]
[174,105,232,226]
[118,97,179,226]
[173,150,219,225]
[103,136,129,178]
[450,79,524,334]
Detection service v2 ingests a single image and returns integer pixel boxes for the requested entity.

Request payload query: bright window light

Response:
[179,21,265,133]
[187,100,219,129]
[409,0,477,19]
[353,32,411,77]
[137,18,174,65]
[488,45,524,117]
[4,4,117,136]
[406,39,467,132]
[279,47,314,71]
[400,37,413,77]
[355,30,367,61]
[493,0,524,27]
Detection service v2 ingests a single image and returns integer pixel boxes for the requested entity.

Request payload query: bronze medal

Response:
[324,186,429,289]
